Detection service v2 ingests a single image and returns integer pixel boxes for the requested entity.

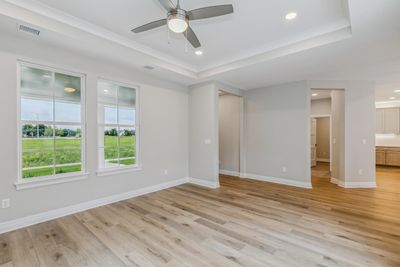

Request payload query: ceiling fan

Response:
[131,0,234,48]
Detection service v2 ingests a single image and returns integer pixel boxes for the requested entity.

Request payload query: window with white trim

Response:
[97,79,138,170]
[19,62,85,180]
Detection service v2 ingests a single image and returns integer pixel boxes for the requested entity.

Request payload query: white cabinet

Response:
[376,109,385,134]
[376,108,400,134]
[384,108,400,134]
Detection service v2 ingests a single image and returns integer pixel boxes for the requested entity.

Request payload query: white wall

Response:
[311,98,331,115]
[376,134,400,147]
[188,83,219,186]
[219,94,241,174]
[243,81,312,188]
[0,38,189,223]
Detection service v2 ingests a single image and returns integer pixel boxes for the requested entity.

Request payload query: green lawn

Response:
[22,136,135,178]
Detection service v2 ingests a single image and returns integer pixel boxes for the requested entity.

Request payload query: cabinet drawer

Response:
[376,151,386,165]
[385,151,400,167]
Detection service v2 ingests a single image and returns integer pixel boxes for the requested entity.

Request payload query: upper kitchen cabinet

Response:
[376,108,400,134]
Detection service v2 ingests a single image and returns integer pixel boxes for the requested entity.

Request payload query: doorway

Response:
[310,89,345,186]
[218,90,243,177]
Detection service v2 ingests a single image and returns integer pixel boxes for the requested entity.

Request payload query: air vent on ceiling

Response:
[144,65,155,70]
[18,24,40,36]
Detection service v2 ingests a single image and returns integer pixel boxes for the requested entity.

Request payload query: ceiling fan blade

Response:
[157,0,175,11]
[131,19,167,33]
[184,27,201,48]
[187,5,233,20]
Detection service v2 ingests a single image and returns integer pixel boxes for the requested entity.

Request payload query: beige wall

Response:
[244,81,312,188]
[219,94,241,174]
[316,117,330,161]
[188,83,219,186]
[0,35,189,224]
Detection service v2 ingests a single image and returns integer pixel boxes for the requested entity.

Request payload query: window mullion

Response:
[52,71,56,176]
[117,86,121,166]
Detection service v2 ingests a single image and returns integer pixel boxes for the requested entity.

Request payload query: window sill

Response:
[96,166,142,177]
[14,172,90,191]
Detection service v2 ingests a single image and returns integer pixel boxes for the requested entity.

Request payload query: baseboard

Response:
[239,173,247,178]
[340,181,377,188]
[219,169,239,177]
[316,158,330,163]
[0,177,189,235]
[241,173,312,189]
[330,177,376,188]
[188,177,220,189]
[330,177,339,184]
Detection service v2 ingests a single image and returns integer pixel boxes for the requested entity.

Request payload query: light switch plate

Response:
[2,199,10,209]
[362,139,367,145]
[204,139,211,145]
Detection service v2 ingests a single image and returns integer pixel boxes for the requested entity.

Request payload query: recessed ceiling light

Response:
[285,12,297,20]
[389,97,396,100]
[312,93,318,97]
[394,90,400,93]
[103,89,109,93]
[195,50,203,56]
[64,87,76,93]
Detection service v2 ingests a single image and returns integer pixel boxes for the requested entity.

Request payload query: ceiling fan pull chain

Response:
[185,28,188,52]
[167,26,170,45]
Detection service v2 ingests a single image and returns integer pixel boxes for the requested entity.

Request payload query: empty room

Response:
[0,0,399,266]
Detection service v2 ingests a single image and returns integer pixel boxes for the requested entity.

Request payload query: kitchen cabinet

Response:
[376,108,400,134]
[376,146,400,167]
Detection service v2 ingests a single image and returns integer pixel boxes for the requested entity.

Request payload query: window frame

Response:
[15,61,87,189]
[96,78,141,176]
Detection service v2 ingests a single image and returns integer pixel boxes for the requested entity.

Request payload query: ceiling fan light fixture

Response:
[167,11,188,33]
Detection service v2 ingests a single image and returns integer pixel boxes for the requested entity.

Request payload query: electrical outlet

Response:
[282,167,287,173]
[164,169,168,175]
[362,139,367,145]
[2,199,10,209]
[358,169,363,175]
[204,138,211,145]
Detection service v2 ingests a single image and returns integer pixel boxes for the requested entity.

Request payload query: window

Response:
[97,79,138,170]
[18,62,85,180]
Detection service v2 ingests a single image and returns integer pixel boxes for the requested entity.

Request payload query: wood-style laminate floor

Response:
[1,165,399,267]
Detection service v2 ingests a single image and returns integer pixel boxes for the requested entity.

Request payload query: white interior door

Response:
[311,118,317,167]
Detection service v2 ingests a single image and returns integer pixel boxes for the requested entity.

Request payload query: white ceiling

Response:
[0,0,399,92]
[35,0,349,72]
[375,82,400,103]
